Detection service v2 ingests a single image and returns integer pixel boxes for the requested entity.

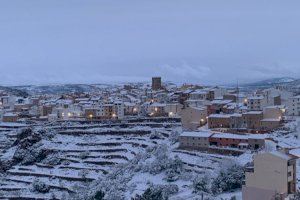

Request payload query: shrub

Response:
[32,179,50,193]
[211,164,244,194]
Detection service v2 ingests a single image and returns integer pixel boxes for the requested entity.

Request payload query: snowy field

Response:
[0,119,299,199]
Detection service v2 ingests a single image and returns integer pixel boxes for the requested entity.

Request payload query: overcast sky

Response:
[0,0,300,86]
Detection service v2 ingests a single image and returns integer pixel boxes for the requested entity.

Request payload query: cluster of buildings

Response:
[1,77,300,199]
[0,77,298,128]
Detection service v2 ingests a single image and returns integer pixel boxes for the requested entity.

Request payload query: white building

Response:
[287,95,300,116]
[247,96,266,111]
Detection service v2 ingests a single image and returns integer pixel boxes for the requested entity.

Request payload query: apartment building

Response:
[165,103,183,117]
[208,109,282,132]
[189,90,208,100]
[2,113,18,122]
[207,99,232,115]
[247,96,266,111]
[242,111,264,130]
[209,133,265,150]
[179,131,266,151]
[208,114,232,129]
[179,131,211,149]
[243,151,297,200]
[180,106,207,130]
[124,102,139,116]
[148,102,166,117]
[288,95,300,116]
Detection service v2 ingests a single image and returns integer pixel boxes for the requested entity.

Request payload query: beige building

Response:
[243,111,264,130]
[165,103,183,117]
[2,113,18,122]
[247,96,266,111]
[208,114,232,129]
[180,106,207,130]
[288,95,300,116]
[179,131,212,149]
[243,151,297,200]
[263,106,285,119]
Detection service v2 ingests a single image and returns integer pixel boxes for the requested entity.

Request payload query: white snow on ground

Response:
[0,119,300,199]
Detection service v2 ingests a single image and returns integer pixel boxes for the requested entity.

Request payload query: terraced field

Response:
[0,122,180,199]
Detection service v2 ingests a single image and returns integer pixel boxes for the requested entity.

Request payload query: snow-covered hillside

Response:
[1,119,299,200]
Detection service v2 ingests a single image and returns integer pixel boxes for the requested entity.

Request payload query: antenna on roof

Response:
[236,79,239,112]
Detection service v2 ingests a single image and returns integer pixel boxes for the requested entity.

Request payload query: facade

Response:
[288,95,300,116]
[243,151,297,200]
[247,96,266,111]
[209,133,265,150]
[180,106,207,130]
[165,103,183,117]
[2,113,18,122]
[179,131,266,152]
[208,110,282,132]
[179,131,212,149]
[242,111,264,130]
[208,114,231,129]
[148,103,166,117]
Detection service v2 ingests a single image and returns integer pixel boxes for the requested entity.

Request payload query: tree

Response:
[94,190,105,200]
[211,164,244,194]
[290,190,300,200]
[193,175,211,193]
[32,179,50,193]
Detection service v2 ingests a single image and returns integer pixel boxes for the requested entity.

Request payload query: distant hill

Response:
[241,77,298,88]
[9,84,113,95]
[0,86,29,97]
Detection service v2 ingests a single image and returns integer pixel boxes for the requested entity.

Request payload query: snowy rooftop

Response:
[269,151,295,160]
[211,133,267,140]
[181,131,213,138]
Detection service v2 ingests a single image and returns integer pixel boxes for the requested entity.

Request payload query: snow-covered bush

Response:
[79,151,90,159]
[290,191,300,200]
[93,190,105,200]
[13,143,52,165]
[42,153,61,165]
[193,174,211,193]
[133,184,179,200]
[165,155,183,182]
[79,169,89,180]
[211,163,244,194]
[169,129,180,144]
[149,131,163,140]
[32,179,50,193]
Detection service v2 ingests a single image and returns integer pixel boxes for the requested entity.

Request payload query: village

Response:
[0,77,300,199]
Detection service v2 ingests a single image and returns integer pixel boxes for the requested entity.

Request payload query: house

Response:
[209,133,265,150]
[180,106,207,130]
[179,131,266,152]
[148,102,166,117]
[124,102,139,116]
[189,90,208,100]
[207,99,232,115]
[2,113,18,122]
[208,114,232,129]
[247,96,266,111]
[242,151,297,200]
[179,131,212,149]
[287,95,300,116]
[242,111,264,130]
[164,103,183,117]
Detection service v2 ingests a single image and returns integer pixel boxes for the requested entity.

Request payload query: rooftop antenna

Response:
[236,79,239,112]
